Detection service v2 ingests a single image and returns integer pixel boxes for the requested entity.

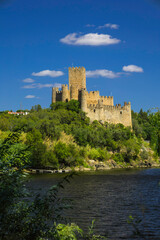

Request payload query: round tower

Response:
[81,88,87,112]
[52,88,56,103]
[62,84,68,102]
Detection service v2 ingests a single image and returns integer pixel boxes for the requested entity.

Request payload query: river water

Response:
[29,168,160,239]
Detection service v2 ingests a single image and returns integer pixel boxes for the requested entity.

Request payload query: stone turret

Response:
[52,87,59,103]
[62,84,69,102]
[81,88,87,112]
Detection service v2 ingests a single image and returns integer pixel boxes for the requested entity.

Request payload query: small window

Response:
[120,111,122,114]
[94,109,96,113]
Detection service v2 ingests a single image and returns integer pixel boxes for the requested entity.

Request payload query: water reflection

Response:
[28,168,160,239]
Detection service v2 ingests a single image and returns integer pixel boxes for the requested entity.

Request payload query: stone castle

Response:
[52,67,132,127]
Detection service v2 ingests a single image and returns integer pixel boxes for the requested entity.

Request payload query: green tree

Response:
[26,129,47,168]
[31,104,42,112]
[0,133,104,240]
[66,100,80,113]
[148,110,160,155]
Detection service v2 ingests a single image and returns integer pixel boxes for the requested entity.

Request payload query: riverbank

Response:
[28,157,160,174]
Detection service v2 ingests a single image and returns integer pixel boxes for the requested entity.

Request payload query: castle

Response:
[52,67,132,127]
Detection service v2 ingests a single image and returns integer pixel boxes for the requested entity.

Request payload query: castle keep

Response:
[52,67,132,127]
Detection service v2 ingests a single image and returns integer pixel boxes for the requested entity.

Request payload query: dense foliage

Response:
[0,101,159,169]
[0,133,104,240]
[0,102,159,239]
[132,108,160,155]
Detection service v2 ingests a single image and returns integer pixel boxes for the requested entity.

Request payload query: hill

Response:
[0,101,159,170]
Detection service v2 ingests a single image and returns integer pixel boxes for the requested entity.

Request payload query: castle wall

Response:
[86,91,113,106]
[86,102,132,127]
[100,96,113,106]
[86,91,100,105]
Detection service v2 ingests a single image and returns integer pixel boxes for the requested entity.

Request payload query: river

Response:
[28,168,160,239]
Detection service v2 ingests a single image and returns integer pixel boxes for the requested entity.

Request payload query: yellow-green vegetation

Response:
[0,133,104,239]
[0,101,159,170]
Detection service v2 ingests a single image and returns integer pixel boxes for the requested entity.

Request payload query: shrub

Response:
[97,148,111,161]
[88,148,101,160]
[42,150,59,169]
[66,100,80,113]
[31,142,47,168]
[54,142,71,166]
[113,153,124,163]
[79,147,88,159]
[139,149,149,160]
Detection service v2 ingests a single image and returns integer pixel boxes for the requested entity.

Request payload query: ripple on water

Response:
[28,168,160,239]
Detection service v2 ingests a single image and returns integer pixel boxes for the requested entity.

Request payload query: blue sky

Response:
[0,0,160,112]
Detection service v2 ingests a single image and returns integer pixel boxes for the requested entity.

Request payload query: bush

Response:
[66,100,80,113]
[113,153,124,163]
[139,149,149,160]
[79,147,88,159]
[31,142,47,168]
[97,148,111,161]
[54,142,71,166]
[88,148,101,160]
[43,150,59,169]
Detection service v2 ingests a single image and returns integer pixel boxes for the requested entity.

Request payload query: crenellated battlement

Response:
[100,96,113,99]
[87,102,131,111]
[56,90,62,94]
[51,66,132,127]
[69,66,85,71]
[62,84,68,87]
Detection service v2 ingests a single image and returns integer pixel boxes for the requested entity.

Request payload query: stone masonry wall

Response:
[86,102,132,127]
[86,91,113,106]
[69,67,86,90]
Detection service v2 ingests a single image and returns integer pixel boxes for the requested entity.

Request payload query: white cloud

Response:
[22,84,36,89]
[122,65,144,73]
[25,95,36,99]
[98,23,119,29]
[60,33,120,46]
[22,83,62,89]
[32,70,64,77]
[86,24,95,27]
[86,69,120,79]
[37,83,54,88]
[22,78,35,83]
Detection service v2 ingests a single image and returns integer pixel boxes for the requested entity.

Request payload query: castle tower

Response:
[62,84,69,102]
[52,87,59,103]
[80,88,87,113]
[70,85,77,100]
[126,102,132,128]
[69,67,86,100]
[51,66,132,128]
